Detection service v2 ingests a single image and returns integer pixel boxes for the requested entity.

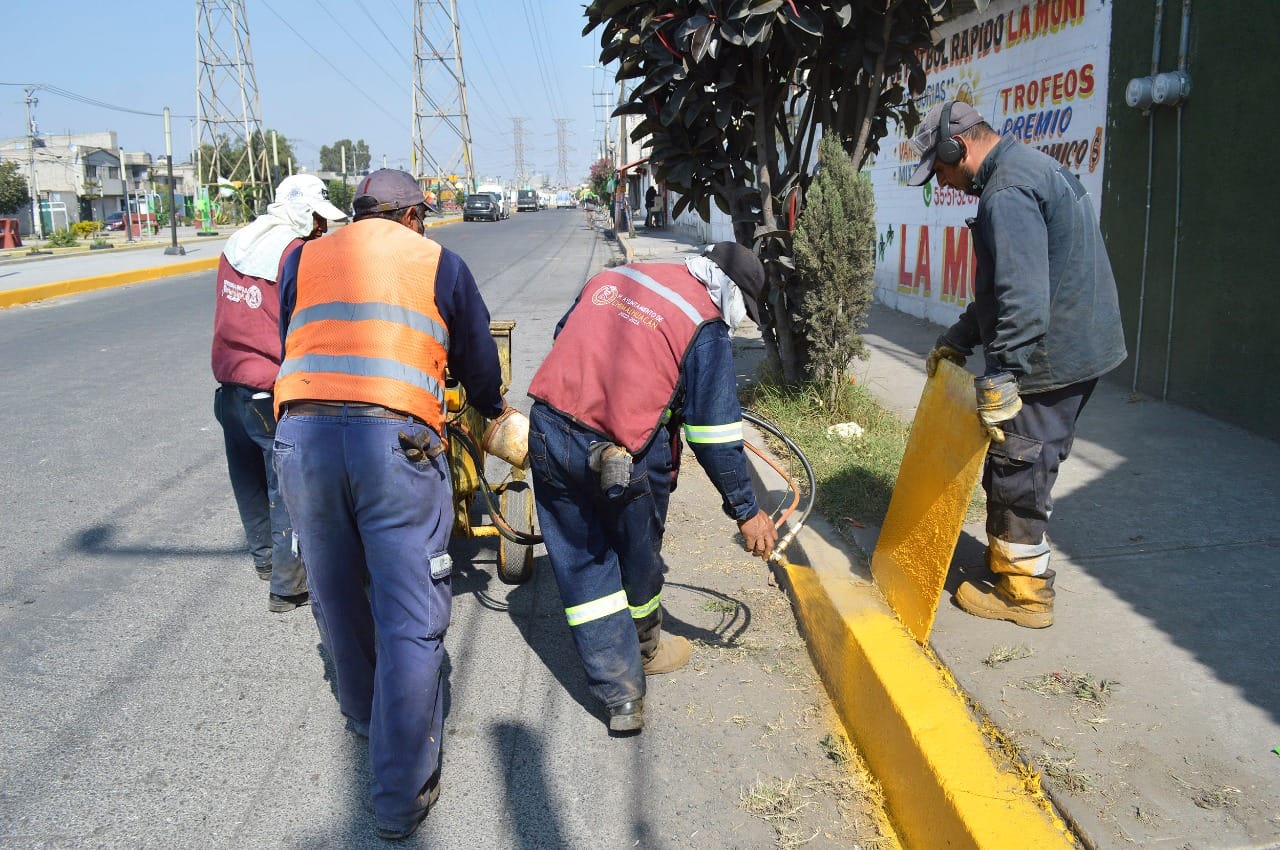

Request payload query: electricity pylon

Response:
[552,118,571,188]
[413,0,476,193]
[195,0,271,206]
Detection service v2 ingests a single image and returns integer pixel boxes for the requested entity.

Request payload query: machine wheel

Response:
[496,480,535,585]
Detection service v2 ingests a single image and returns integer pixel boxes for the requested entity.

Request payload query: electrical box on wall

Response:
[1126,71,1192,109]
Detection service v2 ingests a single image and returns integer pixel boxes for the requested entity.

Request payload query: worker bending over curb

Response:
[526,242,778,733]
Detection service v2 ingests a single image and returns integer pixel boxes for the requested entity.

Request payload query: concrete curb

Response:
[616,230,635,264]
[780,523,1075,848]
[0,258,221,310]
[745,437,1077,848]
[0,216,462,310]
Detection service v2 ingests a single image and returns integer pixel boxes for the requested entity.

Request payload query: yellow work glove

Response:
[481,406,530,468]
[974,372,1022,443]
[737,510,778,561]
[925,337,968,377]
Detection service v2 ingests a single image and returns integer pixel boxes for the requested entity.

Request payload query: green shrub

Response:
[792,134,878,407]
[47,229,78,248]
[73,220,101,238]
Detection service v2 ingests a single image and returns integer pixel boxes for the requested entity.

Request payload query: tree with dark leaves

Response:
[584,0,935,381]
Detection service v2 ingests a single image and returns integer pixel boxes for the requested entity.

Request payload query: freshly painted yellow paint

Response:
[0,258,219,310]
[773,535,1076,850]
[871,359,988,643]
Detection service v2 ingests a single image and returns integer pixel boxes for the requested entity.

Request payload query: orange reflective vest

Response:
[528,263,722,454]
[274,219,450,435]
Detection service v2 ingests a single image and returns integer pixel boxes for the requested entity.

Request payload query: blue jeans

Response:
[213,384,306,596]
[528,402,673,711]
[272,408,452,831]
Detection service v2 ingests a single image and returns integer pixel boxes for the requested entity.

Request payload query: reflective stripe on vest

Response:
[275,219,450,432]
[565,590,629,627]
[611,265,707,325]
[682,421,743,444]
[527,263,723,454]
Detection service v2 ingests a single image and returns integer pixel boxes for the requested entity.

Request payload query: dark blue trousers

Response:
[528,402,673,711]
[273,409,452,831]
[984,379,1096,549]
[213,384,306,596]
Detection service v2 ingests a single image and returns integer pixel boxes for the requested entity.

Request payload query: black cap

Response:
[707,241,767,325]
[352,169,427,215]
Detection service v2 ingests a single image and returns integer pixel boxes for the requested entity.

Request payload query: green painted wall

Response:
[1102,2,1279,441]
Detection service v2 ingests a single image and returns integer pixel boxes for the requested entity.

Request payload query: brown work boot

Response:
[953,570,1055,629]
[642,632,692,674]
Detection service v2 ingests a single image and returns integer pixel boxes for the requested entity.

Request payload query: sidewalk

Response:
[624,226,1280,849]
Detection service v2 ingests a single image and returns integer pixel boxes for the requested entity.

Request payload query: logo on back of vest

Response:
[222,279,263,309]
[591,284,618,306]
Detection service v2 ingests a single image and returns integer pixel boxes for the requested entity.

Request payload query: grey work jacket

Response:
[943,135,1127,394]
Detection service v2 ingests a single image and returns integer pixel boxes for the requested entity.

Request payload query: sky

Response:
[3,1,616,186]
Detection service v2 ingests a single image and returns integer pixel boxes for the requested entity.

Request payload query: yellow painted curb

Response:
[0,257,220,310]
[773,518,1077,850]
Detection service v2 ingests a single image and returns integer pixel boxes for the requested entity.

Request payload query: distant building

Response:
[0,131,196,235]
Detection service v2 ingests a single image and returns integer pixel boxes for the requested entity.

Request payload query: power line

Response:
[0,82,195,119]
[258,0,409,131]
[354,0,413,69]
[314,0,411,96]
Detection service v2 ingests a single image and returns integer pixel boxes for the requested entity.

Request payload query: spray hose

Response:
[442,405,814,561]
[445,420,544,546]
[741,408,817,564]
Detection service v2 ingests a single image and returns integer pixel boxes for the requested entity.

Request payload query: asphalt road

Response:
[0,209,887,849]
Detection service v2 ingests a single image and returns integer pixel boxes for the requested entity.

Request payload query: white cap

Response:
[274,174,347,223]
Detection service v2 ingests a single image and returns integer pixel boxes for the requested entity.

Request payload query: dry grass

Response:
[984,644,1033,668]
[1021,670,1116,707]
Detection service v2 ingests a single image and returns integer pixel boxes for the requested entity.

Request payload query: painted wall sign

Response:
[869,0,1112,325]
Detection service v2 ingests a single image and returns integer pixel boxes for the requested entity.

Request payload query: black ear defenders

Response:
[935,101,964,165]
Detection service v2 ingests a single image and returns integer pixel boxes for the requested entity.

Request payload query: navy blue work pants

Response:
[273,408,452,831]
[984,379,1096,547]
[528,402,673,711]
[213,384,306,596]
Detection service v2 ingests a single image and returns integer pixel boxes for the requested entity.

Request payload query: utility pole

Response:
[552,118,572,188]
[511,117,529,189]
[163,108,185,256]
[412,0,476,196]
[196,0,270,216]
[23,87,42,240]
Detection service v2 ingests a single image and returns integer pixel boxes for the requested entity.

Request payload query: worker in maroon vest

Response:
[527,242,778,734]
[211,173,347,613]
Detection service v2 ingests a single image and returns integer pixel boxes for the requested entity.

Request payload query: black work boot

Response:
[607,699,644,733]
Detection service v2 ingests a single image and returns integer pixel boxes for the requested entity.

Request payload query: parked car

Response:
[463,193,500,222]
[486,192,510,219]
[516,189,538,212]
[104,212,125,232]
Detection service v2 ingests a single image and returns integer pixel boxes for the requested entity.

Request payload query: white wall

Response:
[867,0,1112,324]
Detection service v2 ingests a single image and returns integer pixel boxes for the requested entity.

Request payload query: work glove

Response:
[481,406,530,469]
[974,372,1023,443]
[738,510,778,562]
[925,336,968,377]
[588,441,633,500]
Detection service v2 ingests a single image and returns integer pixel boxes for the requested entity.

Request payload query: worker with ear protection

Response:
[525,241,778,733]
[908,100,1126,629]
